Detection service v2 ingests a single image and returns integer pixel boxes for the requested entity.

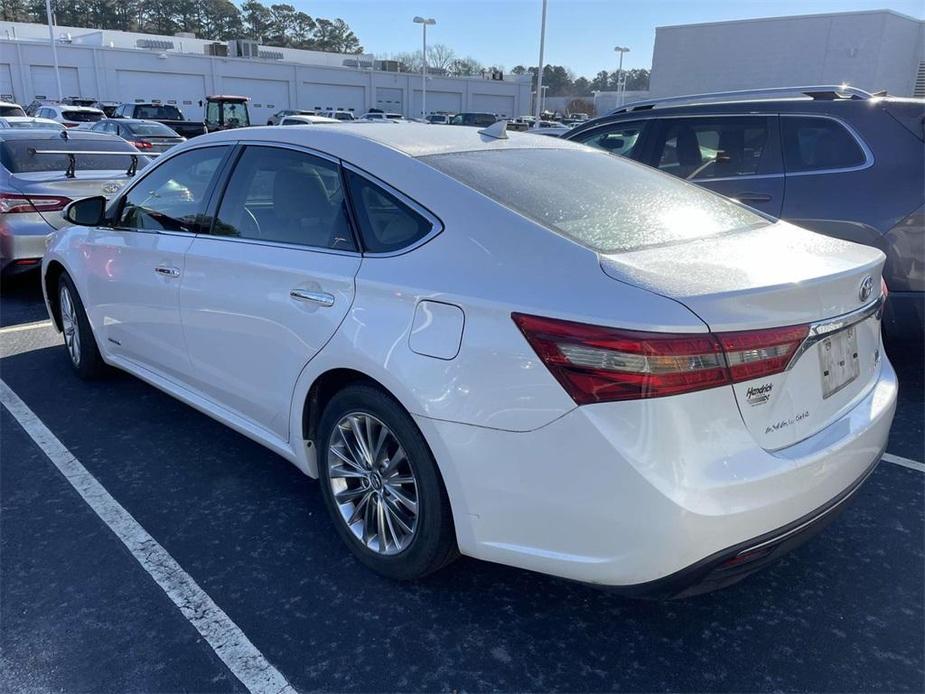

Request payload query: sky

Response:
[296,0,923,77]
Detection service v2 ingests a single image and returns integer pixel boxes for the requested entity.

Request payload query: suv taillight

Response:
[512,313,809,404]
[0,192,72,214]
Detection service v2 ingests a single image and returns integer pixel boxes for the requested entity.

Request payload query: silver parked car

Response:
[90,118,186,153]
[0,129,148,275]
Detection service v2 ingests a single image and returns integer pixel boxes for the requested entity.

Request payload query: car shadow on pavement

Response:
[1,343,922,693]
[0,272,48,328]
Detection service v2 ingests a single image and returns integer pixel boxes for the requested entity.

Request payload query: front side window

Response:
[422,148,768,253]
[212,146,355,251]
[571,120,647,158]
[117,146,228,232]
[654,116,774,180]
[781,117,866,173]
[345,171,433,253]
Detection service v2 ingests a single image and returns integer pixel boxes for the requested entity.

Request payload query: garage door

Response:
[411,90,461,118]
[115,71,207,119]
[30,66,80,101]
[376,87,403,114]
[470,93,515,118]
[0,64,14,101]
[222,76,290,125]
[303,83,365,115]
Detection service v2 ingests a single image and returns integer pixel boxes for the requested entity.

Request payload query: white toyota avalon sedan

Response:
[42,122,896,597]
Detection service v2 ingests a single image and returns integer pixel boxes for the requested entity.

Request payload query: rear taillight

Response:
[0,192,71,214]
[513,313,810,404]
[881,277,889,301]
[132,140,153,150]
[717,324,809,383]
[512,313,730,404]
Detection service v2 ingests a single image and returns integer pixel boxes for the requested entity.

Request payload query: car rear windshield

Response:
[0,138,138,173]
[129,122,178,136]
[0,106,26,117]
[63,110,103,122]
[421,148,770,253]
[133,105,183,120]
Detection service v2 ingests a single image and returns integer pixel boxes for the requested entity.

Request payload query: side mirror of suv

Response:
[64,196,107,226]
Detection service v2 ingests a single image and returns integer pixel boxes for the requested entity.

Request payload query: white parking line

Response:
[0,320,53,334]
[883,452,925,473]
[0,380,296,694]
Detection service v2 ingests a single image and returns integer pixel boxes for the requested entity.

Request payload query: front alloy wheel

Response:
[327,413,419,555]
[59,283,81,367]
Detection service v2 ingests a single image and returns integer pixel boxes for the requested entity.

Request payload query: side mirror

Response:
[64,196,107,226]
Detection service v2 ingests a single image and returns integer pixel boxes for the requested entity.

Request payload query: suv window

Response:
[212,146,355,251]
[570,120,647,158]
[345,171,433,253]
[133,105,182,120]
[781,116,866,173]
[117,146,228,232]
[654,116,774,180]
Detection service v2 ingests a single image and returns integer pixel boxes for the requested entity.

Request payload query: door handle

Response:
[734,192,772,203]
[154,264,181,278]
[290,288,335,307]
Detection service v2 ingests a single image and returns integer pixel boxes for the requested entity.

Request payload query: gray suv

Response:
[565,86,924,339]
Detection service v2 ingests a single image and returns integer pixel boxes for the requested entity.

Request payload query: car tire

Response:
[58,273,105,379]
[317,384,458,580]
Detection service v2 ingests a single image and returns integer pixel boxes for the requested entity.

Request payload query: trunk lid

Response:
[600,221,886,450]
[10,171,131,229]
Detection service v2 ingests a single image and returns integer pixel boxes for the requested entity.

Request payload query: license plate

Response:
[818,326,860,399]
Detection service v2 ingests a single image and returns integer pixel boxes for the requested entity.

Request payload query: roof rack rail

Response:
[610,85,874,115]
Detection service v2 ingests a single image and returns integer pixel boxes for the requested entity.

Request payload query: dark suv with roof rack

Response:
[564,86,924,340]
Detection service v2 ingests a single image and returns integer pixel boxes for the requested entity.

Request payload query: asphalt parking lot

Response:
[1,272,923,693]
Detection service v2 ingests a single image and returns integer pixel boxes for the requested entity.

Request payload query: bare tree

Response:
[426,43,456,73]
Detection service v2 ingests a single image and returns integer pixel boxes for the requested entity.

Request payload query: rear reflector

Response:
[14,258,40,265]
[0,192,72,214]
[513,313,810,404]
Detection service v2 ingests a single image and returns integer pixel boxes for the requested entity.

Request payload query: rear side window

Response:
[345,171,434,253]
[212,146,355,251]
[117,146,228,232]
[0,137,138,173]
[653,116,774,180]
[422,148,768,253]
[570,120,647,158]
[781,117,866,172]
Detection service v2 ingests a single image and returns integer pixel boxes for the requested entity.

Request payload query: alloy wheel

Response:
[327,412,419,555]
[59,285,81,367]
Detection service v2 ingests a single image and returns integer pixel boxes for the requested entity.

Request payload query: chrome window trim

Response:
[786,294,884,370]
[340,161,445,258]
[779,113,874,176]
[190,233,361,258]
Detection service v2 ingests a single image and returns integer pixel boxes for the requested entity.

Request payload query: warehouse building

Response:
[649,9,924,99]
[0,21,532,122]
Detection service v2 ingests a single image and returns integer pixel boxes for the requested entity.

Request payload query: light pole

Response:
[45,0,63,100]
[614,46,630,107]
[534,0,547,121]
[413,16,436,120]
[540,85,549,118]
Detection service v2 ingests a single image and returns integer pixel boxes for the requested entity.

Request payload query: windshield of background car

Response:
[134,105,183,120]
[0,137,138,173]
[421,148,770,253]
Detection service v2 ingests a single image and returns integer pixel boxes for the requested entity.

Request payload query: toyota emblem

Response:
[102,182,121,195]
[858,275,873,303]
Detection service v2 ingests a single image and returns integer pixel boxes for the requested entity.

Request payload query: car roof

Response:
[198,122,586,158]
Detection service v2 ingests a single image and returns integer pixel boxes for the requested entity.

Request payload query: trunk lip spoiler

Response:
[26,148,159,179]
[786,294,884,370]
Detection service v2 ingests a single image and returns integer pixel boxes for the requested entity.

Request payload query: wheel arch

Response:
[43,259,68,331]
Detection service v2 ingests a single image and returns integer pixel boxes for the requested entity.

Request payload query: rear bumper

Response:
[1,224,52,273]
[418,356,897,590]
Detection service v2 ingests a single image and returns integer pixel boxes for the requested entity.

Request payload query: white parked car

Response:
[279,115,340,126]
[318,109,357,121]
[0,116,65,130]
[32,103,105,128]
[42,123,896,596]
[360,112,404,122]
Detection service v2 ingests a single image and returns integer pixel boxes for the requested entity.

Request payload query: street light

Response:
[614,46,630,107]
[413,16,436,119]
